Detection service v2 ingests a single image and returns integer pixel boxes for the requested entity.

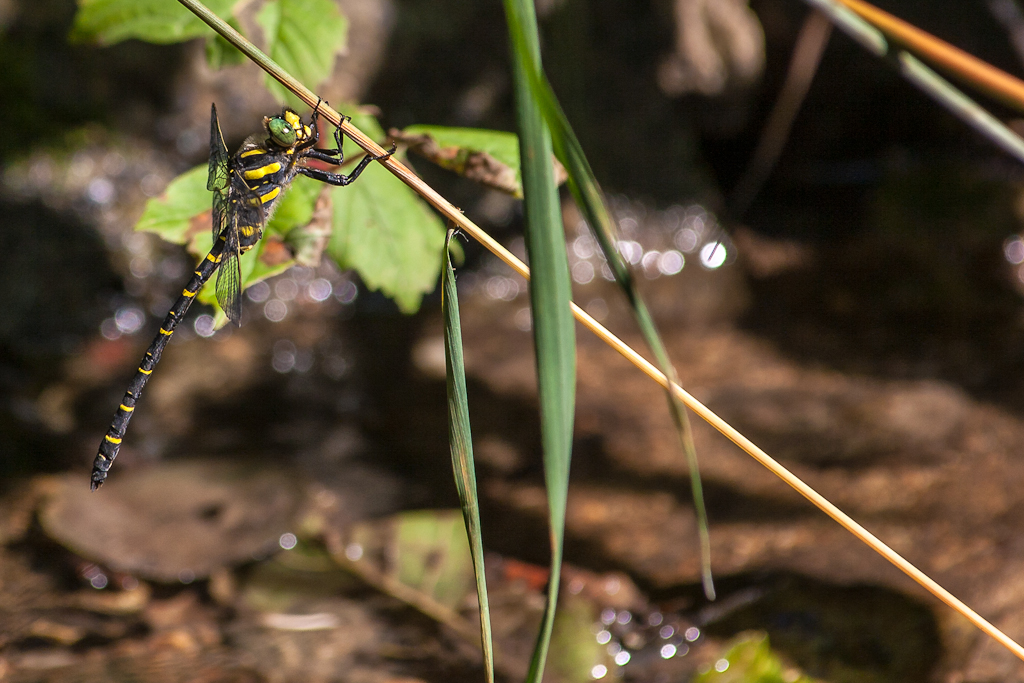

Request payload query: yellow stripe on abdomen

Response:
[243,162,282,180]
[259,186,281,204]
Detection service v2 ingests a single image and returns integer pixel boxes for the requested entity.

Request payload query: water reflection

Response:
[272,340,298,373]
[700,241,728,269]
[466,196,733,304]
[114,306,145,335]
[194,314,216,338]
[264,300,288,322]
[247,280,271,302]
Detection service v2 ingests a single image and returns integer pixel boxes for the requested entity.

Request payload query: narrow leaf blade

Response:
[444,229,495,683]
[503,1,577,681]
[507,10,716,599]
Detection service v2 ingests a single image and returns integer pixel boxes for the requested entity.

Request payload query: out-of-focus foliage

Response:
[695,632,816,683]
[71,0,236,45]
[255,0,347,108]
[72,0,346,107]
[401,125,523,195]
[329,155,446,314]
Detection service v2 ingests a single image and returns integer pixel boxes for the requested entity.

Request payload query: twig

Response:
[804,0,1024,164]
[731,10,832,218]
[835,0,1024,111]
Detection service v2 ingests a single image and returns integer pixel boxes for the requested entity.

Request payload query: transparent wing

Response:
[211,188,229,242]
[209,104,231,242]
[208,104,229,193]
[216,232,243,324]
[216,175,267,325]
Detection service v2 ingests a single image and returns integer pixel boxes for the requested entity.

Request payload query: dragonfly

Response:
[91,102,393,490]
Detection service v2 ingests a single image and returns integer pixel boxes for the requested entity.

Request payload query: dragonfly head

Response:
[265,109,312,148]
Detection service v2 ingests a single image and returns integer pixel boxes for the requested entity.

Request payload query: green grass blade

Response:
[503,17,715,600]
[443,229,494,683]
[503,1,577,681]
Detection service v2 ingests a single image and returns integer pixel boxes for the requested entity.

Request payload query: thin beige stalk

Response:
[178,0,1024,662]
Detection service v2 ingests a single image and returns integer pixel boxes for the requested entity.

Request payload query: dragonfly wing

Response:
[216,176,266,325]
[208,104,229,192]
[208,105,231,242]
[212,187,229,242]
[216,232,243,324]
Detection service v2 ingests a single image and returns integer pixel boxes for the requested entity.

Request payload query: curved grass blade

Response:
[443,229,495,683]
[502,0,577,680]
[503,8,715,600]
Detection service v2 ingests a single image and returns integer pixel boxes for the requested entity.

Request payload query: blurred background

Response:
[5,0,1024,681]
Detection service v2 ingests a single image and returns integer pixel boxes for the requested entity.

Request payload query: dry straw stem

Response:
[835,0,1024,112]
[177,0,1024,663]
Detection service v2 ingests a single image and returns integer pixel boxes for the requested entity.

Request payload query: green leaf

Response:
[134,110,441,320]
[267,173,320,236]
[342,510,477,612]
[71,0,236,45]
[136,163,300,326]
[405,127,520,172]
[394,511,474,610]
[548,592,613,683]
[256,0,348,108]
[695,632,816,683]
[329,160,446,314]
[136,164,321,244]
[443,230,495,683]
[402,125,522,195]
[503,0,577,682]
[135,164,210,245]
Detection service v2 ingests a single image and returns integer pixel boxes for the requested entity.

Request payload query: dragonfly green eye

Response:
[267,116,298,146]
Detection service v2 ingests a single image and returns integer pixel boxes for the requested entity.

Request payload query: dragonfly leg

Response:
[297,144,395,186]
